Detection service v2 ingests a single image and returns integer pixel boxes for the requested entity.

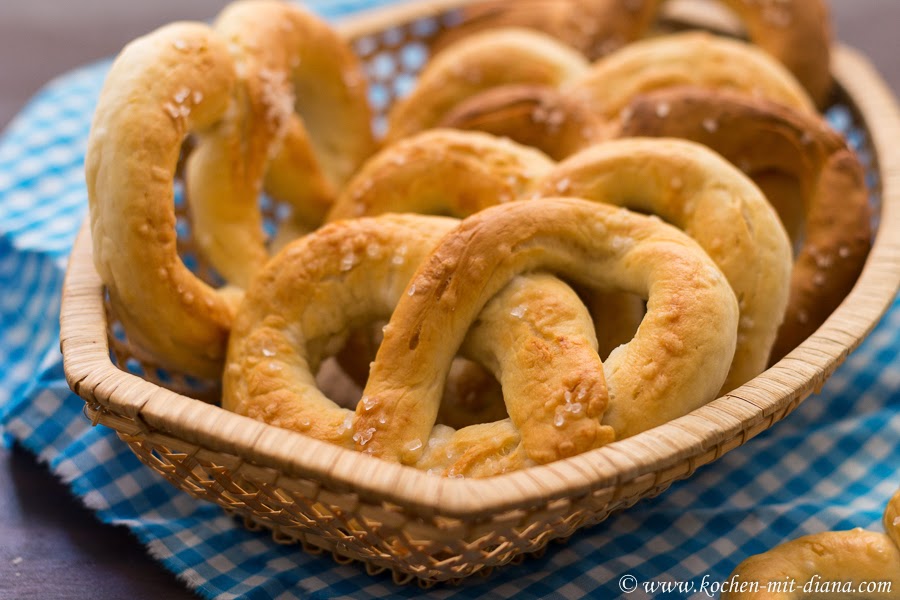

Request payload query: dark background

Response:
[1,1,898,598]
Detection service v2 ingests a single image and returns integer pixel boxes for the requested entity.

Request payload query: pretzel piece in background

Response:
[723,490,900,598]
[568,31,815,123]
[402,30,815,153]
[328,129,554,221]
[433,0,832,106]
[385,28,589,143]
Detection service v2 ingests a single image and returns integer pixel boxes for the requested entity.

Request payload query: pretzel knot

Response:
[723,490,900,598]
[224,198,739,477]
[85,1,374,377]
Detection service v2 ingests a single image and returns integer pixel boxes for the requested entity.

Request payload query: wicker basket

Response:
[60,0,900,586]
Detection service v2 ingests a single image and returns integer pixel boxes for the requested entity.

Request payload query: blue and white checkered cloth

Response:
[1,2,899,598]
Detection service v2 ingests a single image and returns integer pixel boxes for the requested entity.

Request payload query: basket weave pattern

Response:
[62,0,900,585]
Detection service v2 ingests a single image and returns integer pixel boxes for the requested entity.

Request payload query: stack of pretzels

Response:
[86,0,869,478]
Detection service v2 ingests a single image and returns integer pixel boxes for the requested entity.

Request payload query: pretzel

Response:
[355,198,738,472]
[189,0,375,287]
[723,490,900,598]
[536,138,791,391]
[433,0,831,105]
[384,28,589,144]
[86,4,373,378]
[616,88,870,362]
[335,131,789,393]
[223,212,615,475]
[399,30,815,149]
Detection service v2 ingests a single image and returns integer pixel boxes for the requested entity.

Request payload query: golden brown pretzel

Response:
[385,28,589,143]
[189,0,375,288]
[86,23,242,378]
[223,213,614,476]
[431,0,659,61]
[723,490,900,599]
[433,0,832,105]
[356,198,738,469]
[86,5,373,378]
[536,138,792,392]
[616,88,871,362]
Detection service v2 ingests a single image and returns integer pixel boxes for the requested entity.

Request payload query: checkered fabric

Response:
[1,2,899,598]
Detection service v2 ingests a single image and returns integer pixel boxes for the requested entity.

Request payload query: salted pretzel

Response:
[333,131,790,393]
[433,0,831,106]
[616,88,871,362]
[86,4,374,378]
[353,198,738,474]
[395,30,815,148]
[223,212,613,475]
[723,490,900,598]
[384,28,590,144]
[87,23,242,378]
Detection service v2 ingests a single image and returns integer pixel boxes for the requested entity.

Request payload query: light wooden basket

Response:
[60,0,900,586]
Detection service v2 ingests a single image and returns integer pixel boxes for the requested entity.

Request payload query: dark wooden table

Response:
[1,2,898,599]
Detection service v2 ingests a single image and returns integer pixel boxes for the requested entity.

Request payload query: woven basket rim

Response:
[60,2,900,519]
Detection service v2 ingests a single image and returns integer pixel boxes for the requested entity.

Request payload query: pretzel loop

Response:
[356,198,739,464]
[223,212,614,476]
[86,23,242,377]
